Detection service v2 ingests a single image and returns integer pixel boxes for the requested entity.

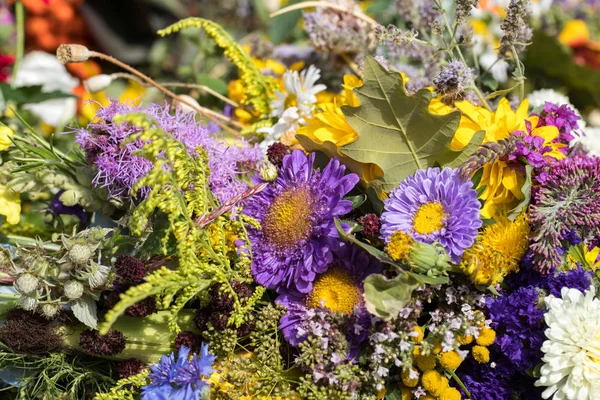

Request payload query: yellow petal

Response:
[0,126,14,151]
[0,185,21,225]
[559,20,590,47]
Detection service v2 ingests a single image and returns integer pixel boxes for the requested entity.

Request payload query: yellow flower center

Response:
[306,268,361,314]
[413,202,446,235]
[284,93,298,109]
[263,187,313,250]
[387,231,413,262]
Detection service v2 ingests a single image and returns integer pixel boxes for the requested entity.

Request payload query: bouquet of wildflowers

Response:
[0,0,599,399]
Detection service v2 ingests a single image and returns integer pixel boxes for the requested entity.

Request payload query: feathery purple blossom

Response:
[76,100,262,203]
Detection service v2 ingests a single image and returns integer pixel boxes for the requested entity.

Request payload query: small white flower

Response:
[260,65,326,149]
[14,51,79,127]
[528,89,573,110]
[535,286,600,400]
[576,127,600,157]
[479,51,509,83]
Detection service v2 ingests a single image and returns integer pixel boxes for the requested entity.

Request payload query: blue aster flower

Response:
[141,344,215,400]
[380,167,482,262]
[244,150,359,295]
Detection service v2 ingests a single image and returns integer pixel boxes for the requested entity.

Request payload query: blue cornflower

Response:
[141,344,215,400]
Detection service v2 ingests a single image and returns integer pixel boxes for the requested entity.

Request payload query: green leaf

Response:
[363,273,420,320]
[527,363,543,379]
[335,218,398,267]
[71,295,98,330]
[346,194,367,210]
[384,386,403,400]
[339,57,484,192]
[296,134,385,211]
[524,31,600,106]
[366,0,393,15]
[270,0,303,44]
[508,164,533,221]
[0,84,75,106]
[471,167,484,189]
[476,184,487,197]
[195,74,228,95]
[480,74,499,91]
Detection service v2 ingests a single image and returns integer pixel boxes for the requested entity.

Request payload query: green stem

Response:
[11,1,24,86]
[511,45,525,100]
[447,368,472,399]
[436,0,491,111]
[0,234,60,251]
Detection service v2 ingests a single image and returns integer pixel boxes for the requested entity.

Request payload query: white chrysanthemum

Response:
[535,286,600,400]
[576,127,600,157]
[528,89,573,110]
[261,65,326,149]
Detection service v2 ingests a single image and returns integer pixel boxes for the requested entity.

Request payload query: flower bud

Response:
[85,262,110,289]
[176,94,201,114]
[40,303,61,319]
[259,162,278,182]
[84,74,113,93]
[0,246,13,270]
[64,280,84,300]
[19,295,37,311]
[68,243,93,265]
[14,273,39,295]
[59,189,82,207]
[410,241,452,276]
[56,44,91,64]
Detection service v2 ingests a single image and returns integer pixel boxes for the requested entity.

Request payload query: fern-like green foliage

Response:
[94,370,150,400]
[100,113,263,335]
[158,18,276,120]
[0,344,115,399]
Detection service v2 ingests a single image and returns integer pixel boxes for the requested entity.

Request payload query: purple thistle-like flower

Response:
[433,61,473,105]
[76,100,262,203]
[277,244,381,358]
[141,344,215,400]
[529,156,600,273]
[538,102,581,146]
[243,150,359,295]
[380,167,482,262]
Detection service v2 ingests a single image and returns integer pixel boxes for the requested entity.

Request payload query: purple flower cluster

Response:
[458,255,591,399]
[538,102,581,146]
[141,344,215,400]
[76,100,262,203]
[508,130,551,168]
[529,156,600,272]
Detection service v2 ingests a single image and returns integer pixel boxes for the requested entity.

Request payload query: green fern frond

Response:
[158,18,276,118]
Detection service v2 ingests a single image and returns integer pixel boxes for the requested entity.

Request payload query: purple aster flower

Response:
[141,344,215,400]
[243,150,359,295]
[380,167,482,262]
[277,245,381,358]
[538,102,581,146]
[76,100,262,203]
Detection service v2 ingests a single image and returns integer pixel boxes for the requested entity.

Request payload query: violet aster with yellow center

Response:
[244,150,359,295]
[277,244,381,358]
[381,167,482,263]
